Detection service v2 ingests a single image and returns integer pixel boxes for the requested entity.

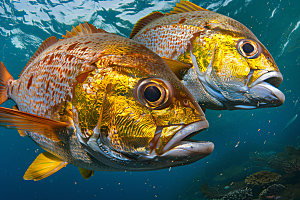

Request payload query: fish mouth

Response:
[158,120,213,158]
[234,71,285,109]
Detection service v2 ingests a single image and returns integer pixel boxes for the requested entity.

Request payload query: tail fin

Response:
[0,62,13,105]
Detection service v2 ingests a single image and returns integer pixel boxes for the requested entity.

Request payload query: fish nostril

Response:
[264,76,282,88]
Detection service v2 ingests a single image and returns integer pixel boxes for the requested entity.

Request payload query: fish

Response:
[0,22,212,181]
[284,90,291,94]
[130,0,285,111]
[281,114,298,132]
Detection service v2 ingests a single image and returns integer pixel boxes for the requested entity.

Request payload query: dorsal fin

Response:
[129,1,208,39]
[61,22,107,40]
[19,36,57,77]
[129,11,164,39]
[165,0,209,15]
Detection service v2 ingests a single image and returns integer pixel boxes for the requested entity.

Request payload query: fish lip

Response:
[161,141,214,158]
[162,120,209,154]
[249,71,283,88]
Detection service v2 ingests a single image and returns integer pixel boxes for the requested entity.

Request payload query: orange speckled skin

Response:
[132,10,281,110]
[8,33,196,119]
[5,32,205,171]
[133,11,259,60]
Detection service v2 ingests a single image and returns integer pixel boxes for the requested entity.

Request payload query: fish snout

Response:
[248,71,285,106]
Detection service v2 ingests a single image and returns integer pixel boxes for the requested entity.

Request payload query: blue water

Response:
[0,0,299,200]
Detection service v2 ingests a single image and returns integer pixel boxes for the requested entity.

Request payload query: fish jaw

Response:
[76,118,212,171]
[188,44,285,110]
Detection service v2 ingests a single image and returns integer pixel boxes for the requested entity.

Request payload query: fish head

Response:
[187,14,285,110]
[72,35,212,171]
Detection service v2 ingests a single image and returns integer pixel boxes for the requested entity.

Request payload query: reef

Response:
[245,171,281,186]
[199,146,300,200]
[245,171,281,198]
[249,146,300,173]
[259,184,285,200]
[221,188,253,200]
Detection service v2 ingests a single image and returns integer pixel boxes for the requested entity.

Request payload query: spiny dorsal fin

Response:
[23,152,67,181]
[78,167,94,179]
[0,107,68,141]
[129,11,164,39]
[162,58,191,80]
[165,0,209,15]
[12,105,27,137]
[61,22,107,40]
[19,36,58,78]
[129,1,208,39]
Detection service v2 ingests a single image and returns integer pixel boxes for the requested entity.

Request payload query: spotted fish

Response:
[130,0,285,110]
[0,22,212,181]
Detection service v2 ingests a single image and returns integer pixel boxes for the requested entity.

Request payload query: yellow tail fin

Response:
[0,62,13,105]
[23,152,67,181]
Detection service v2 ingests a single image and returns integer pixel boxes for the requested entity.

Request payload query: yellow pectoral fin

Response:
[0,107,68,141]
[162,58,191,80]
[78,167,94,179]
[24,152,67,181]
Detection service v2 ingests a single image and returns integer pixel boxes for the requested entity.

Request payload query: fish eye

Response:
[134,78,174,110]
[144,85,162,102]
[237,39,260,59]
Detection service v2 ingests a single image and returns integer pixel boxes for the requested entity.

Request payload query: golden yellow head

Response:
[178,13,285,110]
[71,33,212,170]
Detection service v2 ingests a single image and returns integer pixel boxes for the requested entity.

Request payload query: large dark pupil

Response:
[144,86,161,102]
[242,43,254,54]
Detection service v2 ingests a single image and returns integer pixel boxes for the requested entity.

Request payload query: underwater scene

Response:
[0,0,299,200]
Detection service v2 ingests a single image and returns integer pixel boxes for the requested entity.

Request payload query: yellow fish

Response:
[0,22,212,181]
[130,0,285,110]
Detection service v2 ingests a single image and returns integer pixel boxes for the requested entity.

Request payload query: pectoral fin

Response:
[12,105,27,137]
[24,152,67,181]
[78,167,94,179]
[162,58,191,80]
[0,107,68,141]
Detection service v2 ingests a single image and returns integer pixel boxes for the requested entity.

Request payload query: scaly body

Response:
[0,23,212,181]
[131,0,285,110]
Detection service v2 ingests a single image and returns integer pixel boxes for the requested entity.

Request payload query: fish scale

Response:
[131,0,284,110]
[0,22,212,181]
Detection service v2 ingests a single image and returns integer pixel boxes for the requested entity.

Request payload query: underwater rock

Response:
[259,184,285,200]
[250,147,300,174]
[245,171,281,186]
[285,146,300,156]
[221,188,253,200]
[200,181,247,199]
[245,171,281,198]
[281,183,300,200]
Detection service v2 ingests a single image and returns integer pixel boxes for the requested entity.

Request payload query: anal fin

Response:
[24,152,67,181]
[78,167,94,179]
[0,107,68,141]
